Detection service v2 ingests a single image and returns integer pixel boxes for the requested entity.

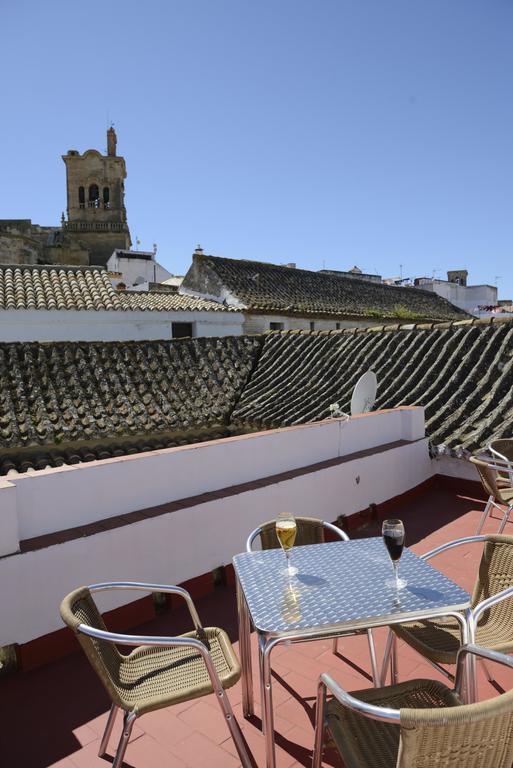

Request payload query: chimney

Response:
[107,126,117,157]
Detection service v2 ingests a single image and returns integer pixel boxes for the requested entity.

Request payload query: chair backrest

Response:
[249,516,346,552]
[398,686,513,768]
[490,439,513,483]
[469,455,502,498]
[60,586,125,709]
[471,534,513,620]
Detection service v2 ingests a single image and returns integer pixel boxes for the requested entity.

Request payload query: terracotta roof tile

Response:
[0,265,233,313]
[182,254,469,322]
[1,317,512,473]
[119,290,233,312]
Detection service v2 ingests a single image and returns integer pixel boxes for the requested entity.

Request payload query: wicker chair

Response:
[312,644,513,768]
[381,534,513,691]
[246,517,379,685]
[470,455,513,534]
[60,582,251,768]
[490,438,513,486]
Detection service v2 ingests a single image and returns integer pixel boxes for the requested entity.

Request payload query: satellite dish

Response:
[350,371,377,416]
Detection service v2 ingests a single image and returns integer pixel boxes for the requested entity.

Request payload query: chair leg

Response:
[476,495,493,534]
[390,632,399,685]
[98,703,119,758]
[498,504,512,534]
[332,637,338,654]
[312,681,327,768]
[366,629,379,687]
[380,628,394,686]
[112,711,137,768]
[215,687,252,768]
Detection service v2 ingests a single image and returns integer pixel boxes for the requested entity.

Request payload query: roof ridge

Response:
[0,263,106,273]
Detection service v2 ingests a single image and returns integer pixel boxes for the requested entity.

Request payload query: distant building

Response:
[180,249,468,333]
[107,249,172,291]
[0,128,132,268]
[0,263,243,342]
[413,270,510,318]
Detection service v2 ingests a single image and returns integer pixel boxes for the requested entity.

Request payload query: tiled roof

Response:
[0,265,232,313]
[0,336,262,473]
[183,254,468,322]
[0,264,123,311]
[1,317,512,473]
[118,291,233,312]
[233,317,513,454]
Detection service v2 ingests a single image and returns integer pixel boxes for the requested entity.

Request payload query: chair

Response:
[490,439,513,486]
[381,534,513,692]
[312,643,513,768]
[60,582,251,768]
[469,455,513,534]
[246,517,379,685]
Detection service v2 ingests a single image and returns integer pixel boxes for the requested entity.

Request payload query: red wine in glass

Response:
[382,519,407,589]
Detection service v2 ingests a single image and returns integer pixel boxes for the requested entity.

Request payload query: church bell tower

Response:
[62,128,131,266]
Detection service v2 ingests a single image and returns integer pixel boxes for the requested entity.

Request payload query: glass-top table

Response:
[233,538,471,768]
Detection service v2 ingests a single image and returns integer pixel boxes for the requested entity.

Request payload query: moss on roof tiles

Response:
[184,254,469,322]
[1,317,513,474]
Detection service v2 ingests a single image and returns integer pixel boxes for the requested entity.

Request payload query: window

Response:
[88,184,100,207]
[172,322,194,338]
[309,321,315,331]
[269,322,284,331]
[103,187,110,208]
[336,322,341,330]
[78,186,85,207]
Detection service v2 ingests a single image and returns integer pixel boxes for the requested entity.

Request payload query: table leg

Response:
[236,577,254,717]
[390,632,398,685]
[464,607,476,704]
[261,635,278,768]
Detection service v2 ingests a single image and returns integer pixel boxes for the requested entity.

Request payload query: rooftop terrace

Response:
[3,483,513,768]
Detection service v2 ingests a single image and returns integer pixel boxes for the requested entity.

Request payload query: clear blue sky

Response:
[2,1,512,297]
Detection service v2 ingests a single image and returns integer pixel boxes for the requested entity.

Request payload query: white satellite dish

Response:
[350,371,377,416]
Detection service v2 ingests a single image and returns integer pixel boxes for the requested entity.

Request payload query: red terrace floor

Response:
[3,485,513,768]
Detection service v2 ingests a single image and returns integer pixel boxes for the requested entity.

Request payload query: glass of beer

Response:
[276,511,298,576]
[382,519,407,590]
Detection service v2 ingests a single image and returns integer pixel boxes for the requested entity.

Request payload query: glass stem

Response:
[285,550,291,570]
[393,561,399,589]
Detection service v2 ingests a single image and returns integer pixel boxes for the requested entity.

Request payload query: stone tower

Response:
[62,128,131,266]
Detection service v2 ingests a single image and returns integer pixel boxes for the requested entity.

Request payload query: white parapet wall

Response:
[0,407,432,647]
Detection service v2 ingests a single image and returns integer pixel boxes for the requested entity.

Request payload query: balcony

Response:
[2,481,512,768]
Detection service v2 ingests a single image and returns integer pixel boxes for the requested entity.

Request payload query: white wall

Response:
[5,407,426,542]
[0,410,431,646]
[0,309,243,342]
[106,253,172,288]
[242,313,379,334]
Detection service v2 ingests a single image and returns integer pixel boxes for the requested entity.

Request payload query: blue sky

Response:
[2,1,513,297]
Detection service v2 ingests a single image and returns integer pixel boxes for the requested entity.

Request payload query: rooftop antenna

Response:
[351,371,378,415]
[495,276,502,288]
[399,264,403,282]
[432,268,440,279]
[329,370,378,420]
[135,236,141,251]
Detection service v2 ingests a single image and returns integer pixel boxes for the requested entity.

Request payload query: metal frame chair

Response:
[380,534,513,695]
[246,517,379,686]
[60,582,251,768]
[470,454,513,534]
[490,439,513,487]
[313,644,513,768]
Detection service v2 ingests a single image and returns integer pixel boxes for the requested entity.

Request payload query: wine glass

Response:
[382,519,407,590]
[276,511,298,576]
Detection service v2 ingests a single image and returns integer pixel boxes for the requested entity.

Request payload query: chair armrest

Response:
[420,535,487,562]
[88,581,203,634]
[246,528,261,552]
[471,584,513,625]
[77,623,225,692]
[318,673,400,724]
[455,643,513,696]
